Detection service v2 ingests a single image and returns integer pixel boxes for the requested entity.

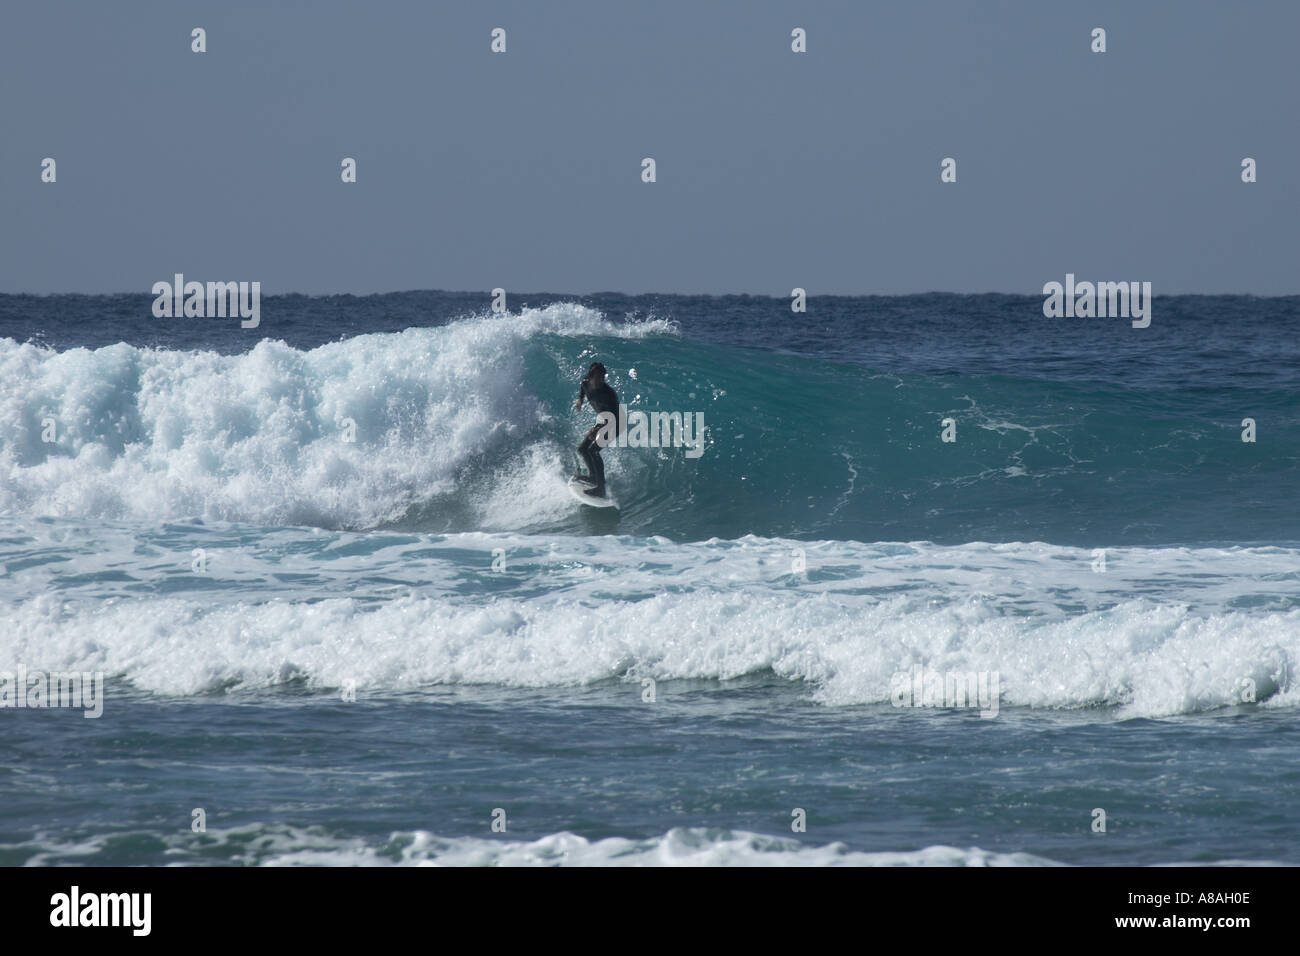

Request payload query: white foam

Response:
[267,828,1068,867]
[3,533,1295,718]
[10,824,1066,867]
[0,304,670,527]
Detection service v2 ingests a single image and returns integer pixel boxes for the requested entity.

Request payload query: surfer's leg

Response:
[577,426,601,483]
[575,439,589,479]
[587,447,606,494]
[577,426,606,494]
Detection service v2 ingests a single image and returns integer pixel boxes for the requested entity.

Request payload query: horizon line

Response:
[3,288,1298,300]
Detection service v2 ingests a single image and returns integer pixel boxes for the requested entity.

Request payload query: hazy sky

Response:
[3,1,1297,295]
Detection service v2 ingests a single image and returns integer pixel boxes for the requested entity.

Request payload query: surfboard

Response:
[567,476,619,509]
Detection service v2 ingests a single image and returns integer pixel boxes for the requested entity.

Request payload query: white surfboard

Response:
[567,477,619,509]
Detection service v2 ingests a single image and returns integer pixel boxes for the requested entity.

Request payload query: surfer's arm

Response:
[573,382,585,411]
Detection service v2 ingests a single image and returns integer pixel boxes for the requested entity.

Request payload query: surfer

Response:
[573,362,620,497]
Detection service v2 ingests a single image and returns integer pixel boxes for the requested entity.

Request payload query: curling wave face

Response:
[3,301,1298,543]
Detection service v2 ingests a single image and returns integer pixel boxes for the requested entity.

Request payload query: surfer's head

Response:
[586,362,607,382]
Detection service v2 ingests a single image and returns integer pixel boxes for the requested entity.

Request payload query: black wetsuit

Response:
[577,378,620,493]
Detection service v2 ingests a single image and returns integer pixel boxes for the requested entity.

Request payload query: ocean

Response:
[1,290,1297,866]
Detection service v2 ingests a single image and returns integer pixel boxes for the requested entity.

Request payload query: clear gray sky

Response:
[2,0,1297,295]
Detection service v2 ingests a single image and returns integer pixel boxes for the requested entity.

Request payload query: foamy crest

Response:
[4,574,1294,718]
[0,304,670,527]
